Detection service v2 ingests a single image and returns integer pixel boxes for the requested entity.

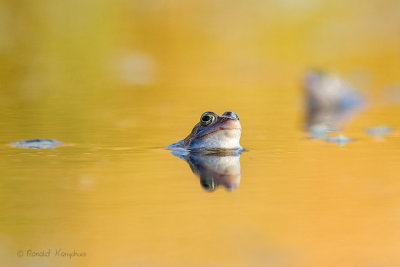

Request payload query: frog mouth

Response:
[197,126,241,139]
[220,127,241,130]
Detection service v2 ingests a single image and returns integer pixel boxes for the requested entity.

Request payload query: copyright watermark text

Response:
[17,249,86,259]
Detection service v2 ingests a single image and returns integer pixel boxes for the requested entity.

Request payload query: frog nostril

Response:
[223,111,239,120]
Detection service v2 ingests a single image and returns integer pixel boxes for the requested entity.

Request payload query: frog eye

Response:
[200,112,216,126]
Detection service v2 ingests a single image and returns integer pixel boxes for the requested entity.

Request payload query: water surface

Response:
[1,1,400,266]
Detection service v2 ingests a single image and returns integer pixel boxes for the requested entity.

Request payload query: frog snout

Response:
[222,111,239,120]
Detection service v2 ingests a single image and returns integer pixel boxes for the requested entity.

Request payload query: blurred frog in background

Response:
[304,70,365,133]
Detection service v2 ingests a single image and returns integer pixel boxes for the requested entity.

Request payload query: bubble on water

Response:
[309,123,329,139]
[366,126,392,137]
[325,135,354,146]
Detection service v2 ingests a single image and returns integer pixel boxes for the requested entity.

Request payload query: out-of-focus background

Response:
[1,0,400,266]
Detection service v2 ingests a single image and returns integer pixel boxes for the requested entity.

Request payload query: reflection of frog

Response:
[168,111,242,151]
[305,70,364,131]
[171,150,242,192]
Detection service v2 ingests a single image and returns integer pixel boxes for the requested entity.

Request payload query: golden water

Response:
[1,0,400,266]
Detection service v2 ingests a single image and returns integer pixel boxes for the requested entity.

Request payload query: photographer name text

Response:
[17,249,86,259]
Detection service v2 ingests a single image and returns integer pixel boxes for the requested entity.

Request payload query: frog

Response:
[304,70,365,132]
[167,111,242,151]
